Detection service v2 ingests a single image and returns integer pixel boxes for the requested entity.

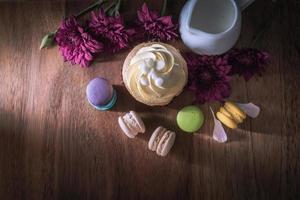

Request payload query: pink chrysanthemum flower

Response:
[89,9,135,53]
[185,53,232,104]
[136,3,178,41]
[55,17,103,67]
[227,48,270,81]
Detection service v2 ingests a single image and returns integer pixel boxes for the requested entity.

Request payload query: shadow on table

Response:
[164,90,194,110]
[134,113,211,167]
[133,108,284,167]
[111,85,194,113]
[235,107,283,137]
[94,50,129,63]
[111,84,148,113]
[110,84,283,168]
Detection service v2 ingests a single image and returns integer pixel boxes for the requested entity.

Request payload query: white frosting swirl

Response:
[124,43,187,105]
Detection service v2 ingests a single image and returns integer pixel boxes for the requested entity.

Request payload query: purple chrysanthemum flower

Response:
[89,9,135,53]
[227,48,270,81]
[55,17,103,67]
[185,53,232,104]
[136,3,178,41]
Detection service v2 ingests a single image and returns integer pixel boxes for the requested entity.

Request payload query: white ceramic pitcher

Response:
[179,0,254,55]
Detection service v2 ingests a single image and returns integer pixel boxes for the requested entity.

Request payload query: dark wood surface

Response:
[0,0,300,199]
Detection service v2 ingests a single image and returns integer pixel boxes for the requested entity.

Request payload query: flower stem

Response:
[105,2,116,14]
[106,0,122,16]
[114,0,122,16]
[40,0,109,50]
[160,0,168,16]
[75,0,107,19]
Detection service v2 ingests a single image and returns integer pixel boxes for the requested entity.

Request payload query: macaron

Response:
[216,101,246,129]
[118,111,145,138]
[86,77,117,111]
[224,101,246,122]
[148,126,176,156]
[176,105,204,133]
[219,107,233,119]
[216,111,238,129]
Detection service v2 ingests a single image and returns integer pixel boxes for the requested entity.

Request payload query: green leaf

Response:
[40,32,56,50]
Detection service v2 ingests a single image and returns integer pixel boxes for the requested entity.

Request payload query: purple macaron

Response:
[86,77,114,107]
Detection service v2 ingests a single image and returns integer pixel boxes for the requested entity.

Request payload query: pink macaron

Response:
[148,126,176,156]
[118,111,145,138]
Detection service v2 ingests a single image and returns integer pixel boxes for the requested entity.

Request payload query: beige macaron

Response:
[118,111,145,138]
[148,126,176,156]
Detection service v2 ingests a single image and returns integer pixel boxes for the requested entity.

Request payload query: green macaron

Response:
[176,105,204,133]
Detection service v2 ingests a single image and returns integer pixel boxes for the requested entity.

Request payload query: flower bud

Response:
[40,32,56,49]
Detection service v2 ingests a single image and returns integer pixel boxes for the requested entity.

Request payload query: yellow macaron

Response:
[224,102,246,120]
[217,101,247,129]
[220,106,243,124]
[219,107,234,120]
[216,111,238,129]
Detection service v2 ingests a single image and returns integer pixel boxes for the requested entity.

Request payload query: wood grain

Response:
[0,0,299,199]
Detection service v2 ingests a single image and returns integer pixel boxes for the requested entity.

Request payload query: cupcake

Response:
[122,42,188,106]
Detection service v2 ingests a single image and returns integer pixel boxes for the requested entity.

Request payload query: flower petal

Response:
[55,17,103,67]
[210,107,227,143]
[236,102,260,118]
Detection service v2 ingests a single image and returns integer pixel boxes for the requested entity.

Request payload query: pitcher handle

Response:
[236,0,255,11]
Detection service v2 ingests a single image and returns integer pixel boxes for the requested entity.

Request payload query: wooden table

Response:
[0,0,299,199]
